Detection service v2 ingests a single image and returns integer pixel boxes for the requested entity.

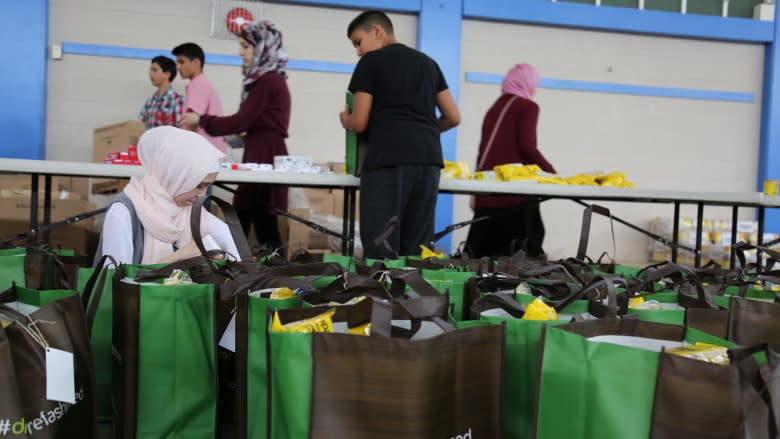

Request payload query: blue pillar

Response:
[758,3,780,233]
[0,0,48,159]
[418,0,462,252]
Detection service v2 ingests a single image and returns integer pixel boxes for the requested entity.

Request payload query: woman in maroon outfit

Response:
[181,20,291,250]
[465,63,556,258]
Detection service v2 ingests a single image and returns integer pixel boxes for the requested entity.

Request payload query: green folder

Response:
[345,91,368,176]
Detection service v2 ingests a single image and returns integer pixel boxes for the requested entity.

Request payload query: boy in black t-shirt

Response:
[339,10,461,258]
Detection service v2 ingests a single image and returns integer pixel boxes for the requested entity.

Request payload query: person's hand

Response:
[160,241,201,263]
[339,105,351,130]
[179,112,200,131]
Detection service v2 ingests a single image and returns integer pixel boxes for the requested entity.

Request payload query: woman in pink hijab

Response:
[94,126,240,265]
[465,63,557,258]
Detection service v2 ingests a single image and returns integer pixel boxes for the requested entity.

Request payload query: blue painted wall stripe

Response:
[61,42,355,73]
[466,72,755,103]
[270,0,421,13]
[463,0,773,43]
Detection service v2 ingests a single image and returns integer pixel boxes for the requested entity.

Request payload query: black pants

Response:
[465,202,546,258]
[359,165,440,259]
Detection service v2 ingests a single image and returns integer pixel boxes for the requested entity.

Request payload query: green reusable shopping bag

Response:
[0,247,26,290]
[268,298,504,439]
[77,257,118,423]
[421,269,476,321]
[534,319,733,439]
[322,253,356,271]
[463,276,627,439]
[711,284,776,308]
[0,246,79,292]
[112,263,218,439]
[624,263,728,337]
[0,286,98,438]
[237,290,300,439]
[481,312,568,439]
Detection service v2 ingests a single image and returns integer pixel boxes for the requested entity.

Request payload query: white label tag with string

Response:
[46,347,75,403]
[219,313,236,353]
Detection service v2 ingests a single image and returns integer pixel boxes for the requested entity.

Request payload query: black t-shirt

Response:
[348,43,448,171]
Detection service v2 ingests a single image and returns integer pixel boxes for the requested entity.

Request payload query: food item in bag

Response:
[269,287,296,299]
[665,342,729,365]
[628,296,645,308]
[347,323,371,336]
[163,269,193,285]
[272,309,335,333]
[632,299,664,310]
[522,298,558,321]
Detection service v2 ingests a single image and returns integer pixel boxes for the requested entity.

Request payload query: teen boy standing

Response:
[339,10,461,258]
[172,42,228,154]
[138,56,184,129]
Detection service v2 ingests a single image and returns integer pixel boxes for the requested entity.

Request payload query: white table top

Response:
[0,158,775,207]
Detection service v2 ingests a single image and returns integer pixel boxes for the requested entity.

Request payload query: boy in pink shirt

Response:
[172,42,229,154]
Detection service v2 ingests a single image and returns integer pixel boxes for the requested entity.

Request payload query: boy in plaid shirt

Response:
[138,56,184,129]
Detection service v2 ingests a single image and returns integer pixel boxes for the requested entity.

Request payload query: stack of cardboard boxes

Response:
[0,175,98,255]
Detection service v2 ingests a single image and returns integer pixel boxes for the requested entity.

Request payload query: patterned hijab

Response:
[240,20,288,102]
[501,63,539,100]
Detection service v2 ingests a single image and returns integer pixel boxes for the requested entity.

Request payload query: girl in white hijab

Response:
[96,126,239,265]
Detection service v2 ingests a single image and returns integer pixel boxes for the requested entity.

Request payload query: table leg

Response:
[341,187,351,256]
[30,173,39,246]
[348,188,357,256]
[695,203,704,268]
[672,202,680,263]
[43,175,52,245]
[757,206,766,269]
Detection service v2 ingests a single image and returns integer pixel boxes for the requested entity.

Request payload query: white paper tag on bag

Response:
[219,313,236,352]
[46,348,75,403]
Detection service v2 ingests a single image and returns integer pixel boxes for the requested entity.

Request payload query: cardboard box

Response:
[93,120,144,194]
[0,175,90,199]
[0,220,95,255]
[0,192,99,255]
[0,191,97,227]
[93,120,145,163]
[92,178,129,195]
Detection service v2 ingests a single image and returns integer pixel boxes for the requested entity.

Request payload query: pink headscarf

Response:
[501,63,539,100]
[124,126,225,264]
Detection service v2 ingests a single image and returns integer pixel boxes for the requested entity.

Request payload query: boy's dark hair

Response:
[152,55,177,82]
[171,42,206,67]
[347,10,394,37]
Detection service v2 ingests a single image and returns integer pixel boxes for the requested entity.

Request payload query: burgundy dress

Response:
[199,71,291,214]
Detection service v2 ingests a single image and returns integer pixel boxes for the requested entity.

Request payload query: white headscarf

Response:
[123,126,225,264]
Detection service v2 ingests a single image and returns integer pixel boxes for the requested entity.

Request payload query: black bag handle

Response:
[190,195,255,273]
[80,255,119,333]
[576,204,616,262]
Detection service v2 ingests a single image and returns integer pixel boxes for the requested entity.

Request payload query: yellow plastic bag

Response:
[272,309,335,333]
[420,245,447,260]
[522,298,558,321]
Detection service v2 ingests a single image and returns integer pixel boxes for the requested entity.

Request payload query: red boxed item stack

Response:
[103,145,141,166]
